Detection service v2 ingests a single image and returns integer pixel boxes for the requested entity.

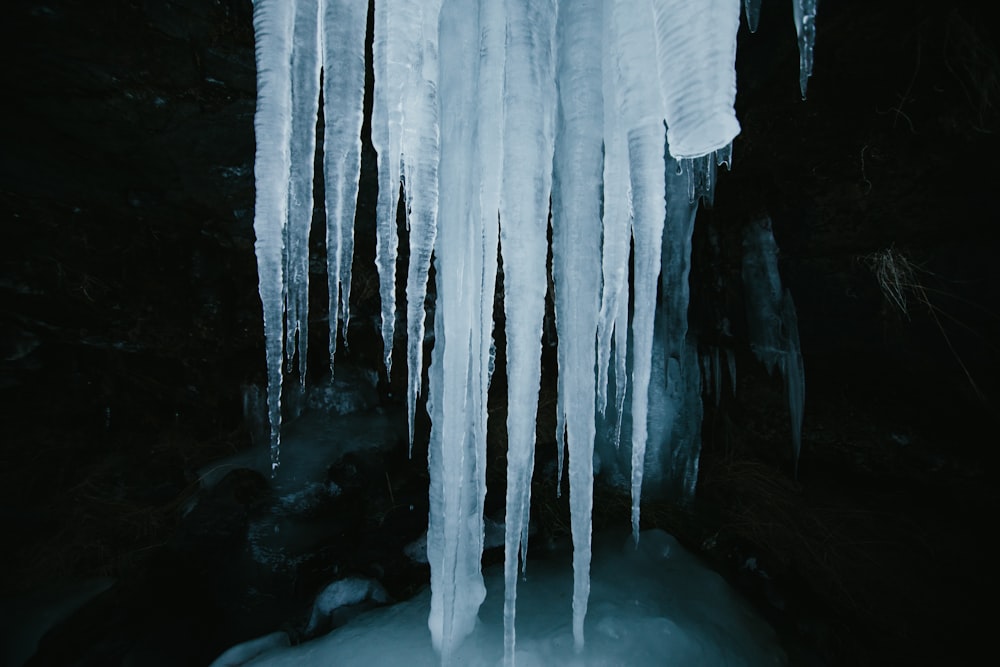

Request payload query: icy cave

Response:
[2,0,999,666]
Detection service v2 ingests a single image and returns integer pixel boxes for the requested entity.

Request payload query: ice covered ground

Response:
[219,529,784,667]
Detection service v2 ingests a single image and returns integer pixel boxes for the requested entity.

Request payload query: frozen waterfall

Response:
[250,0,816,661]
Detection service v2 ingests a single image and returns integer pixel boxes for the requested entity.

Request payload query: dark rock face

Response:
[2,0,999,665]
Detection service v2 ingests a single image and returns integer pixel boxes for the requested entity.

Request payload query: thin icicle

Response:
[251,0,294,473]
[596,0,632,418]
[323,0,368,374]
[401,0,443,449]
[612,295,629,449]
[371,0,407,378]
[744,0,762,33]
[500,0,557,663]
[284,0,322,385]
[609,0,667,543]
[793,0,818,98]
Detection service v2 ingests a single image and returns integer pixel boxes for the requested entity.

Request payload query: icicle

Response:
[744,0,762,33]
[500,0,557,662]
[323,0,368,375]
[401,0,443,449]
[478,0,504,432]
[612,297,629,449]
[475,13,505,635]
[426,1,489,658]
[552,0,603,651]
[793,0,818,98]
[609,0,667,543]
[284,0,322,385]
[651,0,741,159]
[742,216,806,472]
[596,0,632,418]
[371,0,408,378]
[252,0,294,473]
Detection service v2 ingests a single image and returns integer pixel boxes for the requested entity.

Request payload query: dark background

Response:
[2,0,998,665]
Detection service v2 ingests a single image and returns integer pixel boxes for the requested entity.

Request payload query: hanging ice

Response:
[551,0,603,651]
[252,0,294,472]
[744,0,762,33]
[423,1,493,658]
[596,0,631,431]
[251,0,365,472]
[742,216,806,472]
[250,0,817,660]
[284,0,321,385]
[793,0,819,98]
[499,0,556,662]
[322,0,367,371]
[652,0,741,160]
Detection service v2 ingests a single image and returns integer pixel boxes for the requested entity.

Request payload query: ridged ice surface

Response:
[250,0,812,660]
[652,0,741,159]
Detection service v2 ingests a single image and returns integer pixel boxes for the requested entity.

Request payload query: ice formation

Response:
[742,216,806,472]
[250,0,816,661]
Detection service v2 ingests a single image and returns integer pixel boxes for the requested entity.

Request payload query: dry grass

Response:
[862,246,990,403]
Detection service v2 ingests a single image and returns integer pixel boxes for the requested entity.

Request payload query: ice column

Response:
[552,0,603,651]
[424,0,497,658]
[500,0,557,662]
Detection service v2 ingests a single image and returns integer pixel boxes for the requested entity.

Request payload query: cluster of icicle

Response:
[250,0,817,662]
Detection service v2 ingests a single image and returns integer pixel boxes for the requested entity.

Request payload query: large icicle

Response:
[284,0,322,385]
[425,0,490,659]
[793,0,818,98]
[552,0,603,651]
[651,0,741,160]
[252,0,294,472]
[500,0,556,663]
[322,0,368,372]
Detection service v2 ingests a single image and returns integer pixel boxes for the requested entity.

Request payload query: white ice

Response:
[551,0,603,652]
[499,0,557,662]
